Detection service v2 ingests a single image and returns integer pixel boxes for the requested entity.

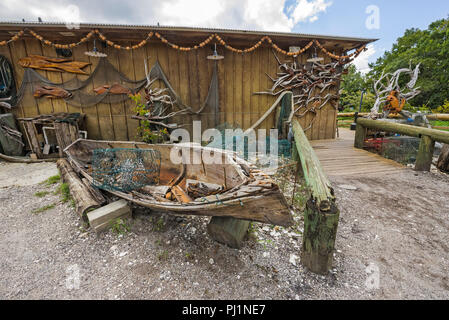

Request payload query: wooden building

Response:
[0,22,375,141]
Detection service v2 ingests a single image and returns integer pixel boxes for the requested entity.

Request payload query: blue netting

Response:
[92,148,161,192]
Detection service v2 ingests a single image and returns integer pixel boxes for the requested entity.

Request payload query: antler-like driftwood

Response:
[370,64,421,118]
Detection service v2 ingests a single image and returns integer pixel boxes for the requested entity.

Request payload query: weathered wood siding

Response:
[0,38,340,141]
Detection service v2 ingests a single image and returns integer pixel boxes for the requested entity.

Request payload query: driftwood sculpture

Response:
[131,72,188,129]
[255,51,345,131]
[33,85,72,99]
[19,55,91,75]
[370,64,421,118]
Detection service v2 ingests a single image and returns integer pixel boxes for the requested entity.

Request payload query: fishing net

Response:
[364,135,421,165]
[92,148,161,192]
[14,58,219,116]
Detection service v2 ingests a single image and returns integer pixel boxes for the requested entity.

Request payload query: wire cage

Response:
[364,135,420,165]
[92,148,161,192]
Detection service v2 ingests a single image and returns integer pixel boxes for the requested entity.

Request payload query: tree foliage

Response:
[340,17,449,112]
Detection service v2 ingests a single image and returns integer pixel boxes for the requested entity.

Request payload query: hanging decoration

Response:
[84,39,107,58]
[33,85,72,99]
[18,55,91,75]
[0,28,367,61]
[14,57,219,117]
[255,51,346,132]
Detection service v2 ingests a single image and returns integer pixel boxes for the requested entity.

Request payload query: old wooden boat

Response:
[64,139,293,227]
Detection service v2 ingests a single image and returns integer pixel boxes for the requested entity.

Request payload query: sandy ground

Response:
[0,160,448,300]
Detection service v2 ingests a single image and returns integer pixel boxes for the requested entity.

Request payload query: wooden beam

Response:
[57,159,102,219]
[339,112,449,121]
[292,118,339,275]
[356,118,449,144]
[207,217,250,249]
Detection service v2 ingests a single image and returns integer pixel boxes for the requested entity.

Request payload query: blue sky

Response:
[285,0,449,68]
[1,0,449,72]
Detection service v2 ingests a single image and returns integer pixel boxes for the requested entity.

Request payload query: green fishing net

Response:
[92,148,161,192]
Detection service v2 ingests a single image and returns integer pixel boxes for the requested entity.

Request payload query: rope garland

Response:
[0,28,366,60]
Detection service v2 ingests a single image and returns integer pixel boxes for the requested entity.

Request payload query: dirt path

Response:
[0,160,448,299]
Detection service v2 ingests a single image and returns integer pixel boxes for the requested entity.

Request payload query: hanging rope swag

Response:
[0,28,366,60]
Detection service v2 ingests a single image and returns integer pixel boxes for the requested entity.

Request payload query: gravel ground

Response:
[0,160,448,300]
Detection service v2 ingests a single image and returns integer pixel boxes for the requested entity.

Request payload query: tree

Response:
[368,18,449,110]
[339,65,375,112]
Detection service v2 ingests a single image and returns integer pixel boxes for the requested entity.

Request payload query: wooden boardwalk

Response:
[311,128,405,177]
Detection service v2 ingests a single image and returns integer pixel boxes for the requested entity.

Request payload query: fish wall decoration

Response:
[19,55,91,75]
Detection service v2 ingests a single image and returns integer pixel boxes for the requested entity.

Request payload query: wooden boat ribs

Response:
[64,139,293,227]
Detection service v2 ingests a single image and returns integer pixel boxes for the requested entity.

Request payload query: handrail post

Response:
[354,122,366,149]
[292,119,339,275]
[415,135,435,171]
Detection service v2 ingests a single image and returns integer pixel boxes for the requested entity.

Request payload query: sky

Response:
[1,0,449,73]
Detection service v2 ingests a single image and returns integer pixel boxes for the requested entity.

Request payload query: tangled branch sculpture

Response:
[370,64,421,119]
[255,51,347,131]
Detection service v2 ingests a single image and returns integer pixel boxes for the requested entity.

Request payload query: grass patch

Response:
[34,191,50,198]
[58,183,71,203]
[42,174,61,186]
[157,250,169,261]
[110,218,130,235]
[32,203,56,214]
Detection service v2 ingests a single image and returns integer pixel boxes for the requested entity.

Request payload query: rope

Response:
[0,28,366,60]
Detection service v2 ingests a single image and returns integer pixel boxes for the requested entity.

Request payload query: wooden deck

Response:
[311,128,405,177]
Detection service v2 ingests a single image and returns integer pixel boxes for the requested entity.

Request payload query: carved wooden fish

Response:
[19,55,91,75]
[33,85,72,99]
[94,83,131,95]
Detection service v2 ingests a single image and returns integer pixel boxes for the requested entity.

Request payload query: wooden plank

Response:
[224,49,234,126]
[128,45,146,141]
[10,40,38,117]
[40,44,67,114]
[85,41,114,140]
[250,49,260,134]
[114,41,133,141]
[71,42,101,139]
[259,46,269,132]
[242,53,251,130]
[23,39,54,116]
[166,44,182,130]
[234,53,243,129]
[197,47,210,131]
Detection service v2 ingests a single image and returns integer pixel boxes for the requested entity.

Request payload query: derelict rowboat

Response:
[64,139,293,227]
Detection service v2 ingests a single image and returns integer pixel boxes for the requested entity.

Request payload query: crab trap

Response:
[92,148,161,192]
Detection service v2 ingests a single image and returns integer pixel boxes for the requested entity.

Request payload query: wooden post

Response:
[292,119,339,274]
[354,123,366,149]
[437,144,449,173]
[207,217,250,249]
[302,200,339,275]
[415,135,435,171]
[57,159,102,219]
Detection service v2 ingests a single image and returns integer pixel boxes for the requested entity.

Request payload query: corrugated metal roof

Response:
[0,21,378,44]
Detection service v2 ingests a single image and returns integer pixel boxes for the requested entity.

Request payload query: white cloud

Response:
[291,0,332,24]
[352,44,376,74]
[0,0,333,32]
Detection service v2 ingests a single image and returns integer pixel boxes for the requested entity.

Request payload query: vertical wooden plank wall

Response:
[5,39,339,141]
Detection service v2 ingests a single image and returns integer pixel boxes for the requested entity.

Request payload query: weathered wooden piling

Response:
[292,119,339,274]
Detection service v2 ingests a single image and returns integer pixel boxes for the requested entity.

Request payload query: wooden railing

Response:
[291,118,339,275]
[355,118,449,171]
[338,112,449,121]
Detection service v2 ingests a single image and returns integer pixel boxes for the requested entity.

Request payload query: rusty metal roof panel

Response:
[0,21,378,44]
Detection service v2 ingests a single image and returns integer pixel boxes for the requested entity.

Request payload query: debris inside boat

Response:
[64,139,294,228]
